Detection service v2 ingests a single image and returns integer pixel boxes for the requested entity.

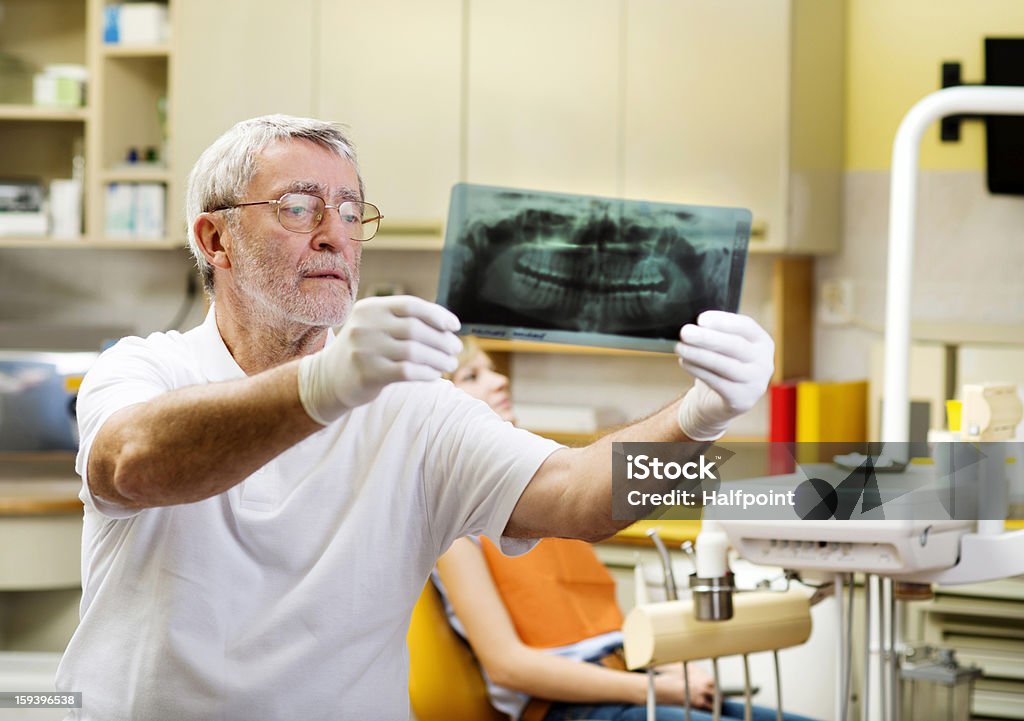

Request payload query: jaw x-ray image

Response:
[436,183,751,353]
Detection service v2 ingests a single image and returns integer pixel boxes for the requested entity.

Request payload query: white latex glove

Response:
[298,295,463,425]
[675,311,774,441]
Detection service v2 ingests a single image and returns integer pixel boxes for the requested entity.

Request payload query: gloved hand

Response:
[298,295,463,425]
[675,311,775,441]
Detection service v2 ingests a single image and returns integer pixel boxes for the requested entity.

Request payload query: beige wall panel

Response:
[465,0,620,196]
[317,1,463,227]
[172,0,316,207]
[623,0,789,235]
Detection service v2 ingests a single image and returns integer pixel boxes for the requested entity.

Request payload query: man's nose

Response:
[312,208,355,251]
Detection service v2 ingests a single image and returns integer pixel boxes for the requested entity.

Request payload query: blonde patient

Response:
[437,339,817,721]
[448,340,517,424]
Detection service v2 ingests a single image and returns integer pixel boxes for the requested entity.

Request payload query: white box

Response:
[105,183,135,238]
[133,183,165,239]
[0,212,47,236]
[49,179,83,238]
[32,64,87,107]
[117,3,169,45]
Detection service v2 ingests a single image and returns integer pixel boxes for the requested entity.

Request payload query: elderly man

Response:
[56,115,774,720]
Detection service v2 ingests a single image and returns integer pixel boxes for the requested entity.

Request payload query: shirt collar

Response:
[188,305,337,383]
[190,305,245,383]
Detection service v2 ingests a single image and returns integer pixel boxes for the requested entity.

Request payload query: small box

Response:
[32,64,88,107]
[49,179,83,238]
[117,3,169,45]
[0,212,48,236]
[0,180,44,213]
[103,5,120,43]
[105,183,135,238]
[0,179,47,236]
[133,183,166,239]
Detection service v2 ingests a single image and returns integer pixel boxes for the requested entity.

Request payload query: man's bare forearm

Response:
[507,397,706,541]
[88,360,322,509]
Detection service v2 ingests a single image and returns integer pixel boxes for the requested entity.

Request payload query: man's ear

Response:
[193,212,232,272]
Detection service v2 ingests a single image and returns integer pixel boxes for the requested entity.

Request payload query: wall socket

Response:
[818,279,854,325]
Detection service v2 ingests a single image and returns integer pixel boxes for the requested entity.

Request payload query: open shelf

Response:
[101,43,171,58]
[366,220,445,251]
[474,337,672,358]
[367,235,444,251]
[100,167,171,183]
[0,236,183,250]
[0,105,89,122]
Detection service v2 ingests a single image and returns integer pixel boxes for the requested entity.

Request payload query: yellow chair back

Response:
[408,581,508,721]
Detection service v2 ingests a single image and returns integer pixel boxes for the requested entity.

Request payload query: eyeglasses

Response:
[213,192,383,241]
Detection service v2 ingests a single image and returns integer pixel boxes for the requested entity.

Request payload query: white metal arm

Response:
[882,86,1024,585]
[882,85,1024,443]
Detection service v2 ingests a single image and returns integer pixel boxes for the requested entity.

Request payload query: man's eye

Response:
[284,205,310,216]
[340,213,360,224]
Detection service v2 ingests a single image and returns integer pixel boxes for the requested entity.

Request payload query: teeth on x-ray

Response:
[437,184,750,350]
[512,249,668,294]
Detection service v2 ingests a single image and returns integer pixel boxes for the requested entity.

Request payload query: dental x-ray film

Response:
[436,184,751,353]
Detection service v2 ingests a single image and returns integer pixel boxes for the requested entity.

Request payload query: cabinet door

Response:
[172,0,316,202]
[465,0,621,196]
[623,0,789,238]
[317,0,463,229]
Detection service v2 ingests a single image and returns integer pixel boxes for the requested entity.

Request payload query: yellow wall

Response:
[846,0,1024,169]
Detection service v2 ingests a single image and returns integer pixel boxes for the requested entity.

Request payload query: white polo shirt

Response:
[57,309,561,721]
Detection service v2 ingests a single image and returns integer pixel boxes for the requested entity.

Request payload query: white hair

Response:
[184,114,364,294]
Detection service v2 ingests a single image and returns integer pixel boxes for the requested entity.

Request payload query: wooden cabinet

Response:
[318,0,463,245]
[88,0,175,244]
[622,1,788,239]
[174,0,462,250]
[0,456,85,654]
[1,0,843,253]
[906,579,1024,720]
[623,0,844,254]
[172,0,317,229]
[464,0,622,198]
[463,0,843,255]
[168,0,843,257]
[0,0,89,247]
[0,0,183,248]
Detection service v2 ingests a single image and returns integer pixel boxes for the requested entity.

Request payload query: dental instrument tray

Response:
[436,183,751,353]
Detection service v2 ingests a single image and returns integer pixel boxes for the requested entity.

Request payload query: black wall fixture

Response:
[941,37,1024,196]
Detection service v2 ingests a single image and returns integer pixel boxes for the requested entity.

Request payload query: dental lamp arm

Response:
[882,86,1024,444]
[880,86,1024,585]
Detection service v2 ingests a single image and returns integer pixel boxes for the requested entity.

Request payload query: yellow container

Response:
[946,400,962,431]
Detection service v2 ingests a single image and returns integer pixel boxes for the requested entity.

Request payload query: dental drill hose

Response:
[646,528,679,601]
[695,520,728,578]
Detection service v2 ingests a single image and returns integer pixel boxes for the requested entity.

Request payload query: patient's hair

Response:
[445,337,483,381]
[185,114,364,295]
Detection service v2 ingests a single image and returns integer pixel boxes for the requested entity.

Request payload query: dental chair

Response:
[408,581,507,721]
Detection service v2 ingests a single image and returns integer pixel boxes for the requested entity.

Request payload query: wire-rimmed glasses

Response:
[213,192,383,241]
